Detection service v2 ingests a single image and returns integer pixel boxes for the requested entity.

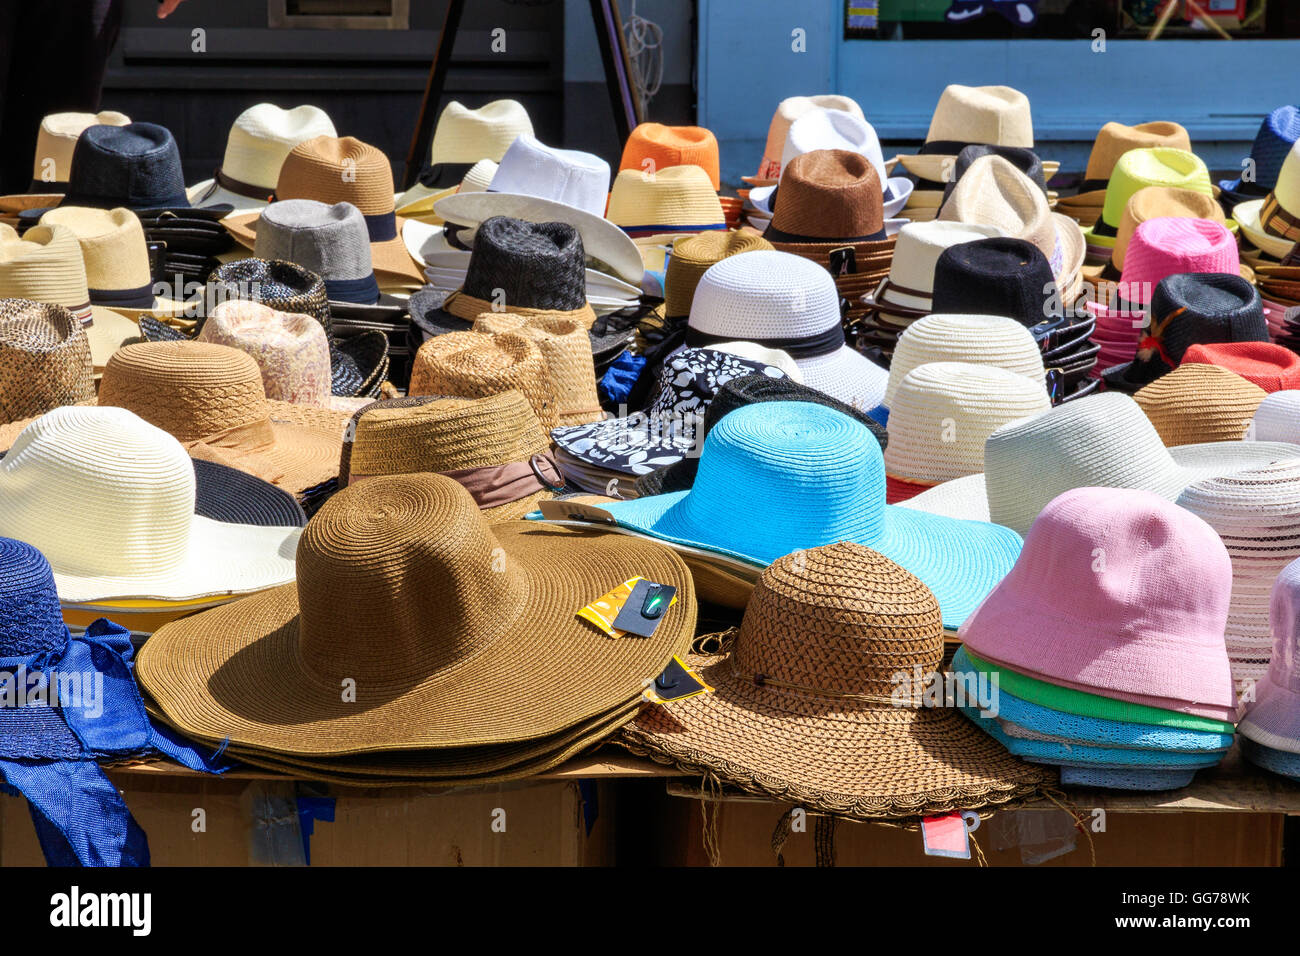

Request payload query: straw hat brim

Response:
[191,458,306,528]
[185,180,271,218]
[618,646,1049,819]
[0,192,63,216]
[394,182,459,218]
[86,306,142,372]
[135,522,695,755]
[1233,198,1298,260]
[790,345,890,413]
[223,211,427,287]
[432,191,645,286]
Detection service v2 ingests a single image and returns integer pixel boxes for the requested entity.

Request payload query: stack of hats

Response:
[955,487,1238,791]
[136,473,700,786]
[1219,106,1300,211]
[1056,121,1192,228]
[1233,139,1300,265]
[1238,555,1300,780]
[1256,266,1300,332]
[743,95,864,187]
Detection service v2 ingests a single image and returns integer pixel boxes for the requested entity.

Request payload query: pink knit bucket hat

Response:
[958,485,1237,720]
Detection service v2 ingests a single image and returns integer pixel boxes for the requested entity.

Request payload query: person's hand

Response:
[157,0,187,18]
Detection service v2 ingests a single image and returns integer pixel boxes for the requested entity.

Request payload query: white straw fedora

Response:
[187,104,337,215]
[895,85,1043,183]
[28,111,130,191]
[0,405,301,603]
[1234,139,1300,261]
[429,100,532,170]
[900,391,1300,531]
[395,158,498,219]
[745,94,864,186]
[883,313,1046,410]
[684,249,888,411]
[862,220,1004,319]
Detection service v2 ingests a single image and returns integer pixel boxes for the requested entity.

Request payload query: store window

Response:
[845,1,1300,39]
[268,0,410,30]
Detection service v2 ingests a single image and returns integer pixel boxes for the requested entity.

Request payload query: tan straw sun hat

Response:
[135,472,697,756]
[471,311,601,427]
[1057,121,1192,226]
[1134,363,1266,446]
[606,165,726,239]
[0,299,95,423]
[409,329,559,431]
[895,85,1043,184]
[619,541,1050,819]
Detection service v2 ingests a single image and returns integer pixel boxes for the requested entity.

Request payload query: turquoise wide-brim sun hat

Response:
[584,401,1022,628]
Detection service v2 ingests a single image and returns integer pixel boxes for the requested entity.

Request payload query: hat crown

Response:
[607,166,725,230]
[1118,218,1239,305]
[1183,341,1300,391]
[99,342,273,441]
[276,136,396,216]
[0,298,95,420]
[0,224,91,307]
[689,250,840,340]
[645,347,781,418]
[926,85,1033,148]
[409,329,558,431]
[1147,272,1266,358]
[620,123,720,190]
[931,236,1058,324]
[770,149,883,239]
[488,135,611,216]
[0,538,69,657]
[1269,556,1300,693]
[38,206,152,293]
[679,401,888,554]
[1084,121,1191,181]
[1114,186,1225,269]
[430,99,533,165]
[1273,139,1300,214]
[1253,390,1300,443]
[224,104,338,191]
[938,156,1064,277]
[760,95,864,172]
[196,299,333,407]
[781,110,886,186]
[0,406,196,577]
[461,216,588,310]
[664,231,772,317]
[295,474,528,685]
[1134,364,1265,445]
[1248,106,1300,188]
[732,542,944,694]
[33,111,131,184]
[885,313,1044,409]
[254,199,374,282]
[67,122,188,207]
[961,486,1233,694]
[208,257,334,342]
[1104,147,1211,227]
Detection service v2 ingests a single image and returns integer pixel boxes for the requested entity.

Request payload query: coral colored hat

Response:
[1182,341,1300,393]
[619,123,720,191]
[958,486,1237,720]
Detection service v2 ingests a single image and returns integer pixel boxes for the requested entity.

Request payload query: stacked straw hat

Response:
[619,542,1049,819]
[1234,139,1300,262]
[136,472,698,785]
[1181,341,1300,393]
[1134,364,1266,446]
[1238,555,1300,779]
[1081,147,1213,261]
[955,486,1238,789]
[0,299,95,423]
[745,95,864,186]
[899,391,1298,530]
[25,110,132,193]
[471,312,601,427]
[606,165,726,239]
[619,123,721,190]
[338,392,565,521]
[409,328,559,431]
[1178,461,1300,691]
[1056,121,1192,227]
[883,362,1050,503]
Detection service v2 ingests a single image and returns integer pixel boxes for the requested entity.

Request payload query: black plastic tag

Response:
[828,245,857,277]
[647,656,711,703]
[611,580,677,637]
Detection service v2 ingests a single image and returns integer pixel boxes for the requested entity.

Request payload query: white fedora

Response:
[187,104,337,216]
[684,249,888,411]
[861,220,1005,321]
[1234,139,1300,261]
[0,405,301,603]
[900,391,1300,531]
[430,100,533,167]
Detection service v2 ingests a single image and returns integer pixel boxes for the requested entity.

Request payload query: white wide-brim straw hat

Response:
[900,391,1300,530]
[0,405,301,603]
[432,190,644,286]
[1252,391,1300,443]
[1234,198,1299,260]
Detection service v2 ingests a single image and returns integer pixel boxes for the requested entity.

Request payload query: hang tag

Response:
[643,655,713,703]
[828,245,857,277]
[611,579,677,637]
[921,812,974,859]
[538,498,616,524]
[578,577,679,639]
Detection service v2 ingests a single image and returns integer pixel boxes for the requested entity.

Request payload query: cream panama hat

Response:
[606,165,726,238]
[28,111,130,192]
[37,206,195,318]
[427,100,532,176]
[187,104,337,216]
[900,391,1300,531]
[882,313,1046,410]
[1234,139,1300,261]
[745,94,865,186]
[939,155,1085,303]
[0,223,139,374]
[0,405,301,603]
[433,135,643,286]
[861,220,1005,323]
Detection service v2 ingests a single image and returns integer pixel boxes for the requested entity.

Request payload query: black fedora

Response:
[1101,273,1269,394]
[633,372,888,498]
[931,237,1063,327]
[941,145,1048,204]
[409,215,596,340]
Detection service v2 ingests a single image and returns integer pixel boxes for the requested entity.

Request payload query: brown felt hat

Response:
[136,472,698,756]
[408,329,560,431]
[472,311,602,427]
[0,298,95,424]
[1134,363,1266,447]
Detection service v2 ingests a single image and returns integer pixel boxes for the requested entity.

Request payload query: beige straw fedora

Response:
[395,157,498,222]
[1234,139,1300,261]
[27,110,131,192]
[606,165,726,238]
[340,391,564,522]
[224,136,424,287]
[0,223,140,374]
[1057,121,1193,226]
[619,542,1049,819]
[186,104,337,215]
[409,329,560,431]
[0,298,95,423]
[135,472,697,756]
[96,341,348,498]
[861,220,1005,324]
[471,311,601,427]
[1134,363,1266,447]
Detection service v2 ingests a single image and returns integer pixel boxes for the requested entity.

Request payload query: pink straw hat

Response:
[1239,556,1300,752]
[958,485,1237,721]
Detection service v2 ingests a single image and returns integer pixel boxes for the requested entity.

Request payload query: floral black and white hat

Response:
[551,347,785,477]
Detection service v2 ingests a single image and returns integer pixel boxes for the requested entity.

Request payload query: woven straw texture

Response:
[1134,364,1265,446]
[1095,148,1213,233]
[866,221,1005,316]
[1238,558,1300,752]
[430,100,533,166]
[767,149,883,240]
[884,314,1045,409]
[1109,187,1228,271]
[253,199,375,285]
[606,166,725,231]
[136,473,697,755]
[923,85,1034,150]
[664,231,772,317]
[460,216,588,312]
[0,299,94,422]
[1183,341,1300,393]
[37,206,154,298]
[621,543,1048,820]
[619,123,720,190]
[0,223,91,307]
[409,330,559,431]
[221,104,338,190]
[472,312,601,426]
[1083,122,1192,182]
[752,95,864,182]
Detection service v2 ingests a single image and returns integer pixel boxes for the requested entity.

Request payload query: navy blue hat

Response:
[1220,106,1300,206]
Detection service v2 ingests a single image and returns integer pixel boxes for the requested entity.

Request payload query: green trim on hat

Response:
[961,648,1237,734]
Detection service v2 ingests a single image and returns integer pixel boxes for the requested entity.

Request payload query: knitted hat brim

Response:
[618,646,1048,820]
[134,522,695,755]
[1241,737,1300,780]
[223,211,426,286]
[590,488,1020,629]
[1059,765,1200,789]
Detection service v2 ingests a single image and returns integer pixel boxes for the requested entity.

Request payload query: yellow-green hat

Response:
[1083,148,1213,249]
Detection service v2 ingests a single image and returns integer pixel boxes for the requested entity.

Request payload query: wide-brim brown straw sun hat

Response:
[0,298,95,423]
[618,542,1050,819]
[472,311,601,427]
[136,472,697,756]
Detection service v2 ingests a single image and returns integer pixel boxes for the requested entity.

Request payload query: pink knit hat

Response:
[1239,556,1300,752]
[958,485,1237,719]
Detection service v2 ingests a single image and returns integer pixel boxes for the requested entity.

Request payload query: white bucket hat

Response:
[0,405,301,603]
[1234,139,1300,260]
[29,111,130,190]
[1177,460,1300,690]
[884,361,1050,490]
[900,391,1300,531]
[187,104,338,215]
[883,314,1046,410]
[432,134,643,285]
[746,94,865,186]
[861,220,1005,320]
[684,249,888,411]
[1252,391,1300,443]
